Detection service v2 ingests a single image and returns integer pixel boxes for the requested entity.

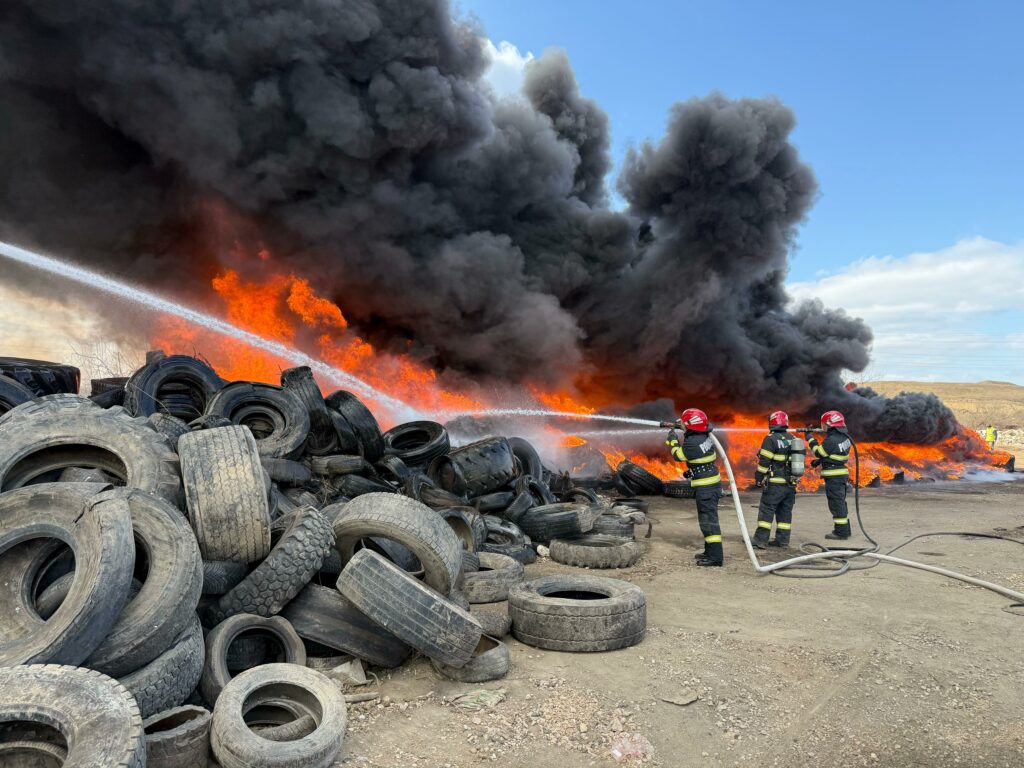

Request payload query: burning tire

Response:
[205,382,310,459]
[329,492,463,595]
[0,373,34,414]
[0,398,183,504]
[430,635,509,682]
[281,366,338,456]
[143,705,212,768]
[280,584,411,668]
[200,614,305,706]
[509,575,646,652]
[178,426,272,564]
[383,421,450,467]
[325,390,385,462]
[201,506,334,625]
[210,664,346,768]
[549,535,641,569]
[336,549,483,668]
[125,355,224,421]
[120,615,205,718]
[0,356,80,396]
[0,485,135,666]
[461,553,525,604]
[0,665,145,768]
[616,460,665,496]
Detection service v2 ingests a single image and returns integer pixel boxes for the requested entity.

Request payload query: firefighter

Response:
[666,408,723,566]
[752,410,796,549]
[804,411,853,540]
[984,425,998,450]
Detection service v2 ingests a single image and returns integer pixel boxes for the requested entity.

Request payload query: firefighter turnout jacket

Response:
[807,428,852,480]
[668,430,722,489]
[755,431,796,485]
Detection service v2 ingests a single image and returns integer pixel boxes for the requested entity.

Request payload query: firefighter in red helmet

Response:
[666,408,723,566]
[805,410,853,540]
[752,411,797,549]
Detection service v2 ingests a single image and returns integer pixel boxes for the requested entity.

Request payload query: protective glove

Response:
[811,459,821,468]
[665,429,679,446]
[803,431,814,442]
[754,476,765,488]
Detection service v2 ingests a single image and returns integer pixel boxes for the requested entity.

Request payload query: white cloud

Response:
[789,238,1024,383]
[481,39,533,98]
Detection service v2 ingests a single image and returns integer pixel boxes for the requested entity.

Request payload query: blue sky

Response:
[462,0,1024,383]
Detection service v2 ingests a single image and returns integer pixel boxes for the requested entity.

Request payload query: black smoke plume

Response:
[0,0,954,442]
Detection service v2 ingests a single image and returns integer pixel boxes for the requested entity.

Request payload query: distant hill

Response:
[864,380,1024,432]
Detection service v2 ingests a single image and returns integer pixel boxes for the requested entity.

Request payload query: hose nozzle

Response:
[660,419,683,429]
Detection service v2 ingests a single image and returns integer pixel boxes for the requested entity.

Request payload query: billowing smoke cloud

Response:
[0,0,954,442]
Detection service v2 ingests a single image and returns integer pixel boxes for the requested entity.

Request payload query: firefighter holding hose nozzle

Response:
[666,408,724,567]
[752,411,800,549]
[805,411,853,540]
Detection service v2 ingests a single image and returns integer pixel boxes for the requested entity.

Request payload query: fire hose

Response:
[708,432,1024,607]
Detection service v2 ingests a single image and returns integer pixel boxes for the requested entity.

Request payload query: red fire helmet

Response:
[768,410,789,428]
[680,408,709,431]
[820,410,847,429]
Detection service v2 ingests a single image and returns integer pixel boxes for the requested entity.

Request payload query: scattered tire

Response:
[516,502,591,543]
[0,357,80,396]
[337,549,483,668]
[201,614,306,706]
[616,460,665,495]
[202,506,334,624]
[58,465,113,483]
[437,506,477,552]
[461,550,481,573]
[561,487,599,504]
[210,664,346,768]
[91,376,129,396]
[202,560,250,596]
[448,437,518,497]
[206,382,310,459]
[418,483,469,509]
[0,398,183,504]
[310,454,366,476]
[327,409,363,455]
[143,705,212,768]
[334,473,396,497]
[482,515,529,547]
[179,426,272,563]
[590,513,637,539]
[508,437,543,479]
[517,474,556,507]
[149,412,191,450]
[0,485,135,666]
[0,664,144,768]
[431,635,510,682]
[281,366,338,456]
[0,373,34,415]
[125,355,224,420]
[121,614,205,718]
[383,421,450,467]
[261,458,312,486]
[329,492,462,595]
[501,490,534,524]
[325,390,385,462]
[188,413,233,431]
[473,490,515,513]
[509,575,646,652]
[256,714,317,742]
[461,553,524,604]
[481,542,537,565]
[280,584,411,668]
[471,609,512,638]
[550,535,642,569]
[664,479,696,499]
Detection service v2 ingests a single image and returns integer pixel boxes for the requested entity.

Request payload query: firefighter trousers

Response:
[755,483,795,544]
[695,485,723,562]
[824,477,851,537]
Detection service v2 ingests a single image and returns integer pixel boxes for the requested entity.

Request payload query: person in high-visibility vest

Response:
[805,411,853,540]
[666,408,723,567]
[984,425,998,450]
[752,411,797,549]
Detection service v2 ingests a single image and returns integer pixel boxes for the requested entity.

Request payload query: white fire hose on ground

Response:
[709,433,1024,606]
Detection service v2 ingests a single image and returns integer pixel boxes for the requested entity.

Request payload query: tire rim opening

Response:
[3,445,128,490]
[542,589,610,601]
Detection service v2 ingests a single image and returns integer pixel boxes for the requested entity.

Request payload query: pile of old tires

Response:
[0,353,648,765]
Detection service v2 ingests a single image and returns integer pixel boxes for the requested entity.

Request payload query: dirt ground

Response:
[336,478,1024,768]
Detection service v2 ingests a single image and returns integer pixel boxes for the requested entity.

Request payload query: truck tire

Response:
[125,355,224,420]
[0,357,80,396]
[437,506,477,552]
[0,399,182,505]
[0,664,144,767]
[461,553,524,604]
[121,614,205,718]
[329,492,461,595]
[382,421,450,467]
[143,705,211,768]
[0,485,135,666]
[202,506,334,624]
[664,479,695,498]
[205,383,310,459]
[200,615,305,706]
[337,550,482,668]
[280,584,411,669]
[616,460,665,495]
[281,366,337,456]
[324,391,384,463]
[549,535,642,569]
[149,412,192,450]
[430,635,509,682]
[509,575,646,652]
[0,373,34,415]
[515,503,591,543]
[442,437,517,497]
[210,664,346,768]
[91,376,129,396]
[179,426,271,563]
